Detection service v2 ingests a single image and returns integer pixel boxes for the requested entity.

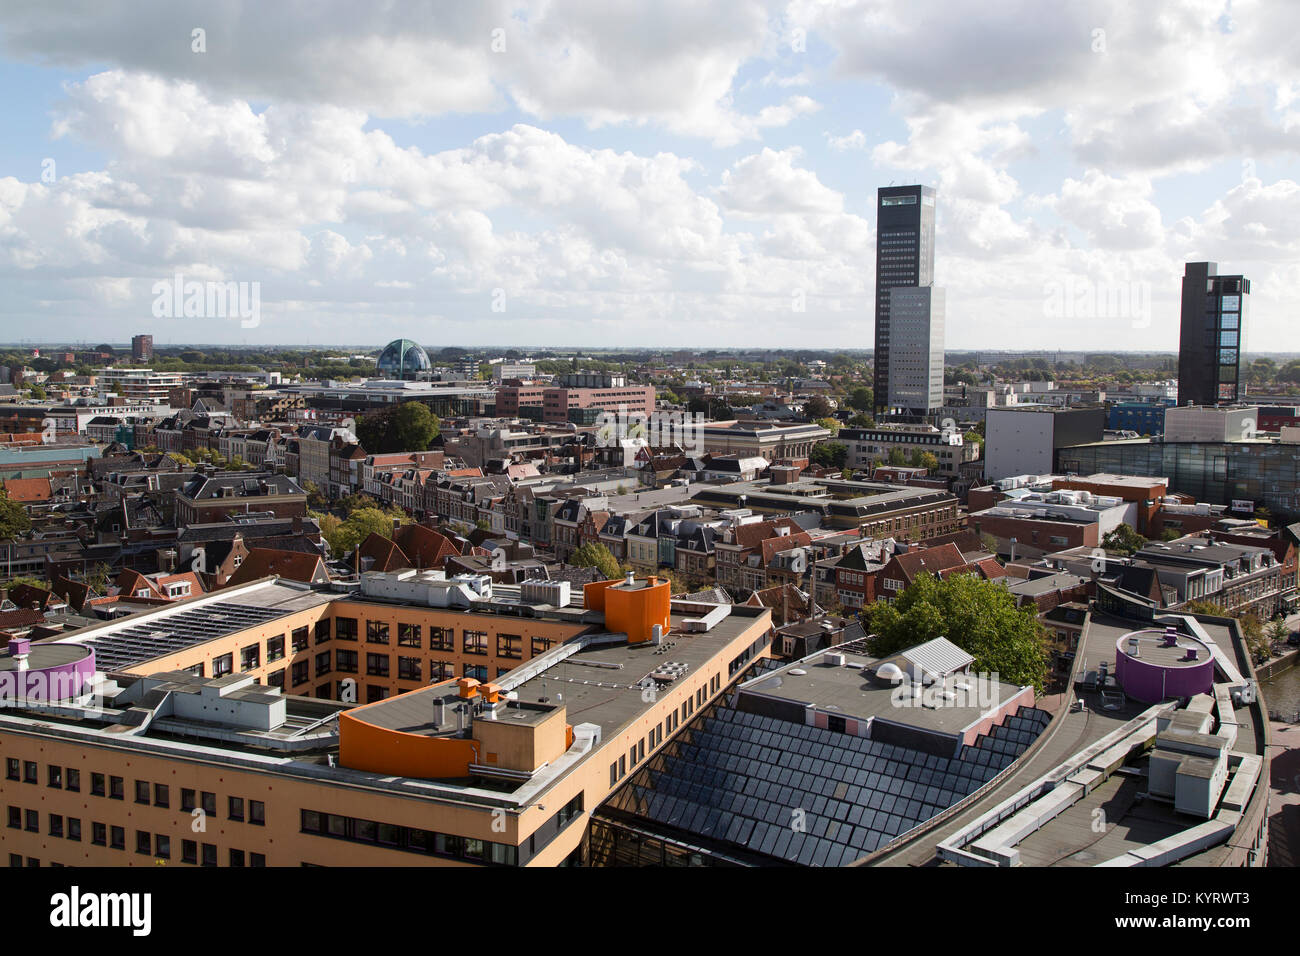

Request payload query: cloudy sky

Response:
[0,0,1297,351]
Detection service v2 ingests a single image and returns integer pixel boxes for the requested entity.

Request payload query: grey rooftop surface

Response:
[744,649,1025,737]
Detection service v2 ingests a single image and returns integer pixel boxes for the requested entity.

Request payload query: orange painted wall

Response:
[338,710,480,779]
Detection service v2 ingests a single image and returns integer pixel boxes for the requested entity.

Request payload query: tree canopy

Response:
[0,487,32,540]
[355,401,440,454]
[569,542,623,580]
[863,573,1048,693]
[1101,523,1146,555]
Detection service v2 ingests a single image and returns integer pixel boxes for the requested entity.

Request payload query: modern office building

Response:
[873,185,936,416]
[1177,262,1250,407]
[0,573,774,867]
[96,368,183,405]
[984,406,1106,481]
[885,287,945,418]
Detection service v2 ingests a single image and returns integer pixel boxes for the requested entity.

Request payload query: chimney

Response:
[292,515,303,535]
[7,638,30,672]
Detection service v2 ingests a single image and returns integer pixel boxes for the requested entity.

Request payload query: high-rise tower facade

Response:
[874,185,938,418]
[1177,262,1249,407]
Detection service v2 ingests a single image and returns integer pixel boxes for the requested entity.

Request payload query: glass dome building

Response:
[375,339,433,380]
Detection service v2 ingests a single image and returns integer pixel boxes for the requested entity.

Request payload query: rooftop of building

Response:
[742,644,1027,738]
[48,581,334,673]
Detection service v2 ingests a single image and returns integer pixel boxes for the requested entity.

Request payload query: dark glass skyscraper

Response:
[874,185,936,416]
[1177,262,1249,407]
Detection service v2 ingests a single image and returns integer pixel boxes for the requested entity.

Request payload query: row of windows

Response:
[5,761,263,824]
[5,807,264,866]
[300,810,518,865]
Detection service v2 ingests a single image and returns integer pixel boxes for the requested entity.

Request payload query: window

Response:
[68,818,81,842]
[464,664,487,681]
[110,826,125,850]
[429,627,454,651]
[335,617,358,641]
[49,814,64,838]
[316,651,332,677]
[367,684,390,703]
[181,788,196,812]
[314,619,331,644]
[202,792,217,816]
[463,630,487,655]
[6,806,18,829]
[47,765,62,789]
[23,761,37,784]
[91,773,106,797]
[182,840,197,864]
[398,657,422,681]
[366,653,390,677]
[109,776,124,800]
[429,660,455,682]
[250,852,266,867]
[230,848,246,867]
[249,800,265,826]
[155,834,170,859]
[398,623,421,647]
[202,843,217,867]
[531,636,555,656]
[135,780,150,804]
[292,660,310,685]
[497,634,522,659]
[267,635,285,662]
[366,620,390,644]
[136,830,151,854]
[292,626,310,651]
[241,643,261,671]
[92,823,107,846]
[335,649,358,673]
[66,769,79,793]
[25,809,38,832]
[213,653,233,678]
[229,796,244,822]
[5,759,17,781]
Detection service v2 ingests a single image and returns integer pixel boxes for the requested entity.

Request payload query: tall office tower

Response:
[1177,262,1250,406]
[874,185,936,416]
[887,287,946,417]
[132,333,154,363]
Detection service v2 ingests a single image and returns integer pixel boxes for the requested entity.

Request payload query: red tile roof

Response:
[2,477,52,502]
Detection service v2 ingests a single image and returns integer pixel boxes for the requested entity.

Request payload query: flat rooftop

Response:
[509,608,767,741]
[744,651,1026,738]
[1116,629,1211,669]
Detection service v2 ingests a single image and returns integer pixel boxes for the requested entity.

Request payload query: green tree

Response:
[887,447,908,467]
[85,562,113,594]
[356,401,441,453]
[0,487,32,540]
[846,386,874,412]
[803,395,833,419]
[810,442,848,469]
[301,479,328,510]
[914,451,940,472]
[1267,616,1290,647]
[815,417,841,435]
[1101,523,1146,556]
[570,542,622,580]
[864,573,1049,693]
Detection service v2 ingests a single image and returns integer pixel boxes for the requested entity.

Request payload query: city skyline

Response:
[0,2,1297,350]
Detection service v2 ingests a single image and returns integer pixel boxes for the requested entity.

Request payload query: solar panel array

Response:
[605,696,1052,866]
[87,602,286,672]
